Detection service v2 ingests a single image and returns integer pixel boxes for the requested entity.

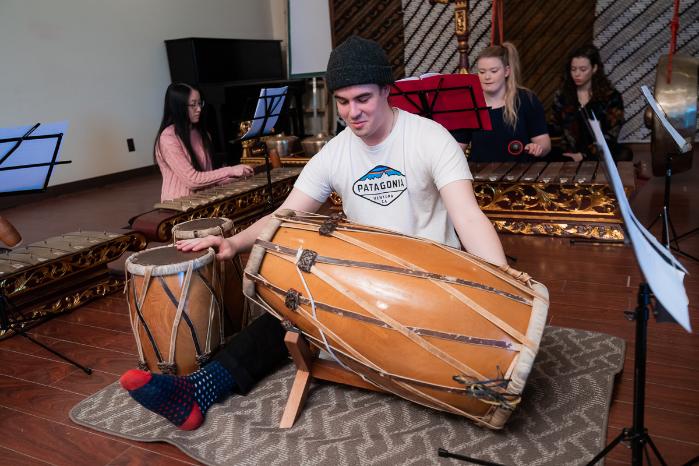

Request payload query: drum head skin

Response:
[172,217,234,239]
[126,245,213,276]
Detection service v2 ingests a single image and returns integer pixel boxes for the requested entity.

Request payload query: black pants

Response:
[213,313,289,394]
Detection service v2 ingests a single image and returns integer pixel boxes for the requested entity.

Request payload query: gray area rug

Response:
[70,326,625,466]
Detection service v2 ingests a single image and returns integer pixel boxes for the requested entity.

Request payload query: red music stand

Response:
[388,74,491,131]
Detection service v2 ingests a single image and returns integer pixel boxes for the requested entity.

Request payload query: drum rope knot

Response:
[318,212,346,236]
[157,362,177,375]
[296,249,318,273]
[284,289,301,310]
[453,370,522,410]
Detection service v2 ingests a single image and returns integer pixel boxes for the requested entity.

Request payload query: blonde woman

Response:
[455,42,550,163]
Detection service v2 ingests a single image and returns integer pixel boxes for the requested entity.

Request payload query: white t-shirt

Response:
[294,109,472,248]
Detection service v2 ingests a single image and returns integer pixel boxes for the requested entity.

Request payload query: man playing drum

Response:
[119,35,507,430]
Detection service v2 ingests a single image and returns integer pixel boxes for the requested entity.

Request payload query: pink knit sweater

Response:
[155,125,234,201]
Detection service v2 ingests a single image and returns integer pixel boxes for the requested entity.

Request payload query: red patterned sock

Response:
[120,369,203,430]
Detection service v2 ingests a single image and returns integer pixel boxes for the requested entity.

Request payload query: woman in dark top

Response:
[455,42,551,163]
[550,45,627,162]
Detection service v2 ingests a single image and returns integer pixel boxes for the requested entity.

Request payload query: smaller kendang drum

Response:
[244,210,549,429]
[172,217,249,333]
[126,245,224,375]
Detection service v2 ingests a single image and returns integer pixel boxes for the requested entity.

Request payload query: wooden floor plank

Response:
[0,407,130,466]
[0,375,84,423]
[26,320,137,354]
[0,446,53,466]
[0,348,76,386]
[54,308,132,334]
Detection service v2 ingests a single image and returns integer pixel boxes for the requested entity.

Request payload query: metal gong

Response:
[644,54,698,176]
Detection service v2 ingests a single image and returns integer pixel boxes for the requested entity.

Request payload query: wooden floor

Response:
[1,151,698,465]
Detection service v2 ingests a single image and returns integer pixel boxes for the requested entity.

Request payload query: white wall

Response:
[0,0,286,185]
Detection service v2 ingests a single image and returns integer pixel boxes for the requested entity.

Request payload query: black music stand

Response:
[583,112,692,466]
[0,122,90,374]
[234,86,289,209]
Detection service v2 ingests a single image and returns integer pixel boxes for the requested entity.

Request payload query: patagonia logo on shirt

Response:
[352,165,407,206]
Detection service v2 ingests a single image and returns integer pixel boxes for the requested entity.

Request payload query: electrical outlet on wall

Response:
[127,138,135,152]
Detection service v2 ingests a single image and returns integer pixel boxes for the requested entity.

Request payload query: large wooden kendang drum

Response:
[126,245,224,375]
[172,217,249,332]
[243,210,549,429]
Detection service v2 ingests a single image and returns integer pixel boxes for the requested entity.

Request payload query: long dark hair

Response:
[153,82,213,171]
[562,45,615,105]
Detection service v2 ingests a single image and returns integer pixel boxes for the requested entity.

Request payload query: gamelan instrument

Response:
[0,230,146,339]
[129,166,302,242]
[125,245,224,375]
[172,217,250,333]
[644,54,697,176]
[243,210,549,429]
[471,160,636,241]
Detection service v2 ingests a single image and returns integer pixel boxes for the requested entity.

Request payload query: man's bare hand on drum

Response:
[176,235,236,261]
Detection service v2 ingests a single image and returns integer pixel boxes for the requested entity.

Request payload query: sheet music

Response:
[0,121,69,193]
[242,86,288,139]
[641,85,692,153]
[589,117,691,332]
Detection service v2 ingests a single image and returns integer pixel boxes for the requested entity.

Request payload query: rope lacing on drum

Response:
[452,367,521,410]
[318,212,346,236]
[294,247,351,372]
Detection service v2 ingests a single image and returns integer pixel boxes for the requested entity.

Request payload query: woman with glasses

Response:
[154,82,253,202]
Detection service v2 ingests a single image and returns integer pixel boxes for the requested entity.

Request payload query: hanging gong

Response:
[644,54,698,177]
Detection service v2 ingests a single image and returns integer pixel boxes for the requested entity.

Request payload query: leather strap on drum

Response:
[254,240,530,305]
[255,236,533,349]
[170,262,193,371]
[253,274,517,351]
[127,266,164,369]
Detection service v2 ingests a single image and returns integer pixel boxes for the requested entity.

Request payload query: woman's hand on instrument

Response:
[227,164,254,179]
[176,235,236,260]
[524,143,546,157]
[562,152,584,162]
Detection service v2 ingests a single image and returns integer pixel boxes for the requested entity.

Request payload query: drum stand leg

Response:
[280,331,384,428]
[1,294,92,375]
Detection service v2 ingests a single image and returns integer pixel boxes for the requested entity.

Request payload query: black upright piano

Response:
[165,37,306,165]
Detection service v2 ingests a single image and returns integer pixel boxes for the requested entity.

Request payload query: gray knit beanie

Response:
[325,35,394,92]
